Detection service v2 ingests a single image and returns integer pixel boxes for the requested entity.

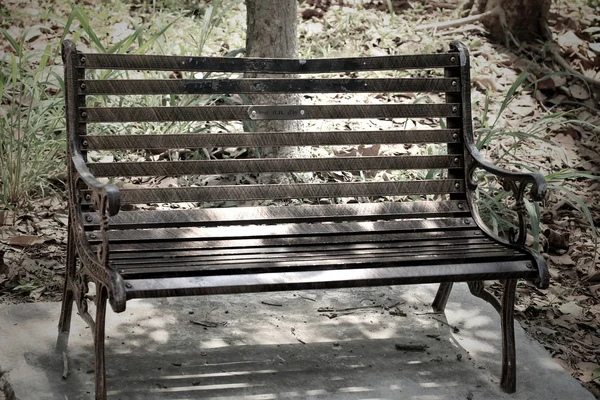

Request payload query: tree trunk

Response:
[245,0,309,184]
[473,0,551,44]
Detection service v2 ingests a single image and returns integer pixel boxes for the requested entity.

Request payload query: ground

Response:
[0,0,599,397]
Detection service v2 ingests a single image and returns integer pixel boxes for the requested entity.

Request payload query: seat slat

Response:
[82,129,462,150]
[88,155,463,177]
[79,78,460,95]
[81,179,465,204]
[116,248,524,277]
[114,243,507,267]
[108,237,493,259]
[90,218,475,243]
[84,200,470,228]
[81,104,460,123]
[123,261,537,299]
[81,53,460,72]
[105,229,485,252]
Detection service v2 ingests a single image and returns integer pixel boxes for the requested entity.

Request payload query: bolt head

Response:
[82,140,88,147]
[458,203,464,209]
[452,106,458,113]
[81,111,87,118]
[80,56,86,64]
[453,157,459,163]
[451,80,457,86]
[80,83,86,90]
[85,215,92,222]
[85,194,91,201]
[454,182,460,189]
[450,56,456,62]
[452,133,459,140]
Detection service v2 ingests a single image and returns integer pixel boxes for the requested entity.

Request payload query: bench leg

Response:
[432,282,453,312]
[57,221,77,352]
[94,286,108,400]
[467,281,501,314]
[500,279,517,393]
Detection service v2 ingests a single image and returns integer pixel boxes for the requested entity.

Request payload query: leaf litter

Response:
[1,0,600,396]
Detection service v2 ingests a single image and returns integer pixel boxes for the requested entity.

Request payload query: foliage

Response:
[473,72,599,250]
[0,29,64,209]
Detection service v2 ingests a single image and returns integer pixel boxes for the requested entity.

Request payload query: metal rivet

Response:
[125,283,132,288]
[89,233,97,239]
[452,106,458,113]
[82,140,88,147]
[85,194,91,201]
[454,182,460,189]
[452,133,459,140]
[451,80,457,86]
[85,215,92,222]
[453,157,459,163]
[526,262,533,269]
[80,83,86,90]
[457,203,464,209]
[80,56,86,64]
[464,219,471,225]
[81,111,87,119]
[450,56,456,62]
[300,110,305,115]
[251,110,256,115]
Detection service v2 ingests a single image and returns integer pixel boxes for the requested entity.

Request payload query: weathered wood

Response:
[81,129,462,150]
[81,103,461,123]
[79,78,461,95]
[81,52,461,72]
[88,155,463,177]
[81,180,465,204]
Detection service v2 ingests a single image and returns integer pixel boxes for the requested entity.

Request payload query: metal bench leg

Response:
[57,221,77,352]
[432,282,453,312]
[467,281,501,314]
[94,286,108,400]
[500,279,517,393]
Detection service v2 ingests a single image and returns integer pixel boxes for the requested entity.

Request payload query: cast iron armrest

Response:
[71,152,120,217]
[466,143,547,201]
[466,142,547,247]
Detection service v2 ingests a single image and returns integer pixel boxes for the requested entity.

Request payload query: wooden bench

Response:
[58,39,549,399]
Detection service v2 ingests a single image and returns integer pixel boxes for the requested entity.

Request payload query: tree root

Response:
[416,6,500,31]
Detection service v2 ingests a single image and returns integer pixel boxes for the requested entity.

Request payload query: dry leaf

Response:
[569,84,590,100]
[557,30,584,53]
[577,362,600,383]
[8,235,46,247]
[559,301,583,316]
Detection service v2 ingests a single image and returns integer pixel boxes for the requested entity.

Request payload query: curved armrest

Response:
[466,143,547,201]
[72,152,121,216]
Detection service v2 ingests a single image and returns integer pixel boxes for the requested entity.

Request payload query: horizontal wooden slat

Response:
[83,200,470,229]
[105,229,485,252]
[79,78,461,95]
[81,129,462,150]
[89,218,474,243]
[108,237,492,260]
[87,155,463,177]
[81,179,465,203]
[123,261,536,299]
[81,104,460,123]
[116,247,521,276]
[81,53,460,72]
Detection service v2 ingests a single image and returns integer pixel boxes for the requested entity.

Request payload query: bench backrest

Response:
[63,41,474,226]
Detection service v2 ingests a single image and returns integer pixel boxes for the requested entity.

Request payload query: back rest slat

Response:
[81,53,460,72]
[82,104,461,123]
[81,180,465,204]
[79,78,460,95]
[87,155,464,177]
[82,129,461,150]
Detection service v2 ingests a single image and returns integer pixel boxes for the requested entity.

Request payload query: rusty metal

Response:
[59,39,548,398]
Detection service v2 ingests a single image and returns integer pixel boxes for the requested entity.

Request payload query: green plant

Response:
[473,72,599,250]
[0,29,65,209]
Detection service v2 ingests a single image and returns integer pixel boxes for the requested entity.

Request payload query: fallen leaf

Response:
[559,301,583,317]
[549,253,575,266]
[577,362,600,383]
[8,235,46,247]
[570,84,590,100]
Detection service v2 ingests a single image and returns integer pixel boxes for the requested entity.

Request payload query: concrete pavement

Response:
[0,283,593,399]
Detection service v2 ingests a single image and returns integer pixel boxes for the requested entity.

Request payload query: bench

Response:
[58,39,549,399]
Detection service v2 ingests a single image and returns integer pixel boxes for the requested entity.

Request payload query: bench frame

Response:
[57,39,549,399]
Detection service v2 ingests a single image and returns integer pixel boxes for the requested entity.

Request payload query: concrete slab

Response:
[0,283,592,400]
